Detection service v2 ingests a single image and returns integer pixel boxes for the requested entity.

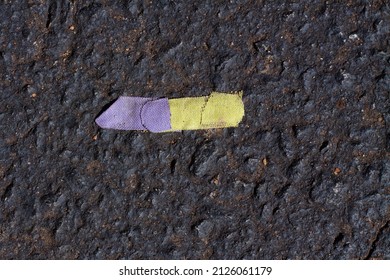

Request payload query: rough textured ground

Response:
[0,0,389,259]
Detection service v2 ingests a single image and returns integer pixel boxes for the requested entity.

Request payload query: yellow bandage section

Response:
[168,91,244,130]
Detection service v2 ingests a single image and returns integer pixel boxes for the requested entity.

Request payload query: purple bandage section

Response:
[95,96,171,132]
[95,97,151,130]
[141,98,171,132]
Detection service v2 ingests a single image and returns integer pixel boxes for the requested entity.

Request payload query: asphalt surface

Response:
[0,0,389,259]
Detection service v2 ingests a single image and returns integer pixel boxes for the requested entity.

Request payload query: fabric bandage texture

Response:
[168,91,244,130]
[96,91,244,132]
